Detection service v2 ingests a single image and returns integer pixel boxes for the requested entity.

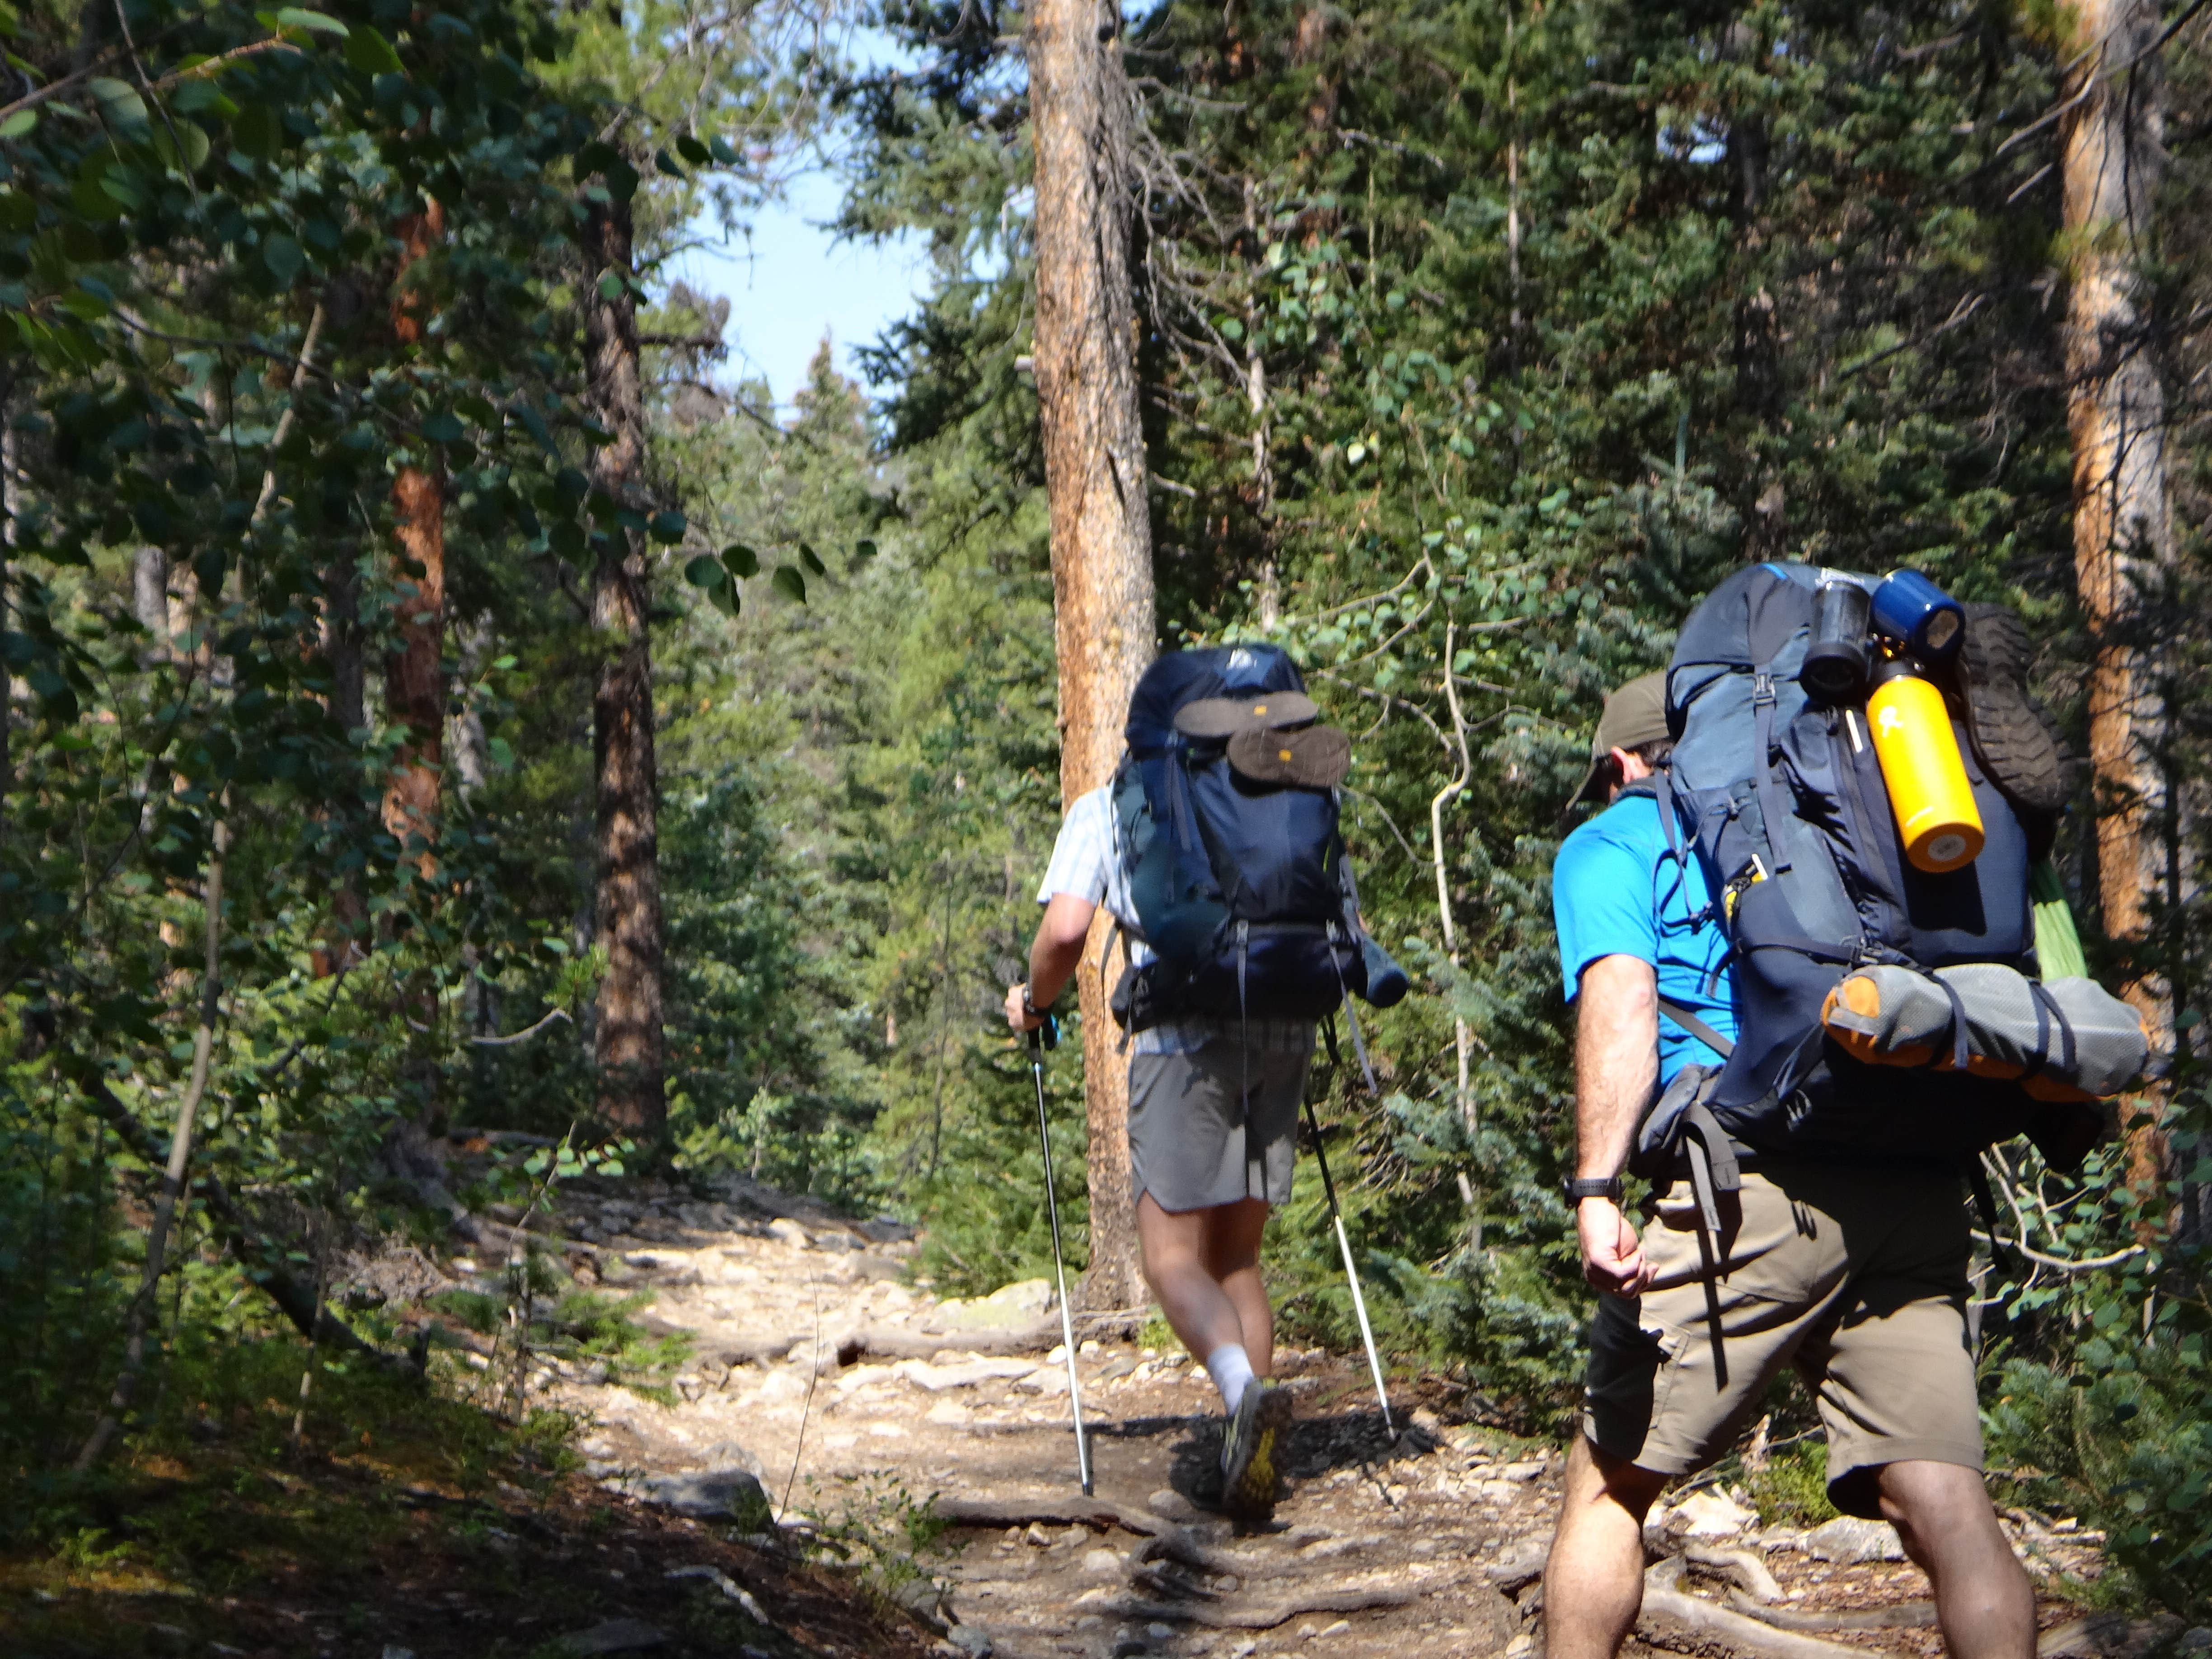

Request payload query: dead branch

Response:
[76,813,230,1473]
[77,1075,412,1375]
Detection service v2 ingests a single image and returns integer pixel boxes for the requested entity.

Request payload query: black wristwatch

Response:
[1021,984,1046,1020]
[1563,1175,1625,1204]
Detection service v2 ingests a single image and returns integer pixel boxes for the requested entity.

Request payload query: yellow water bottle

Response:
[1867,659,1983,873]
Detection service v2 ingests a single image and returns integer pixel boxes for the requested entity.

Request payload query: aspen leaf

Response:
[274,8,348,34]
[344,24,402,74]
[262,233,303,284]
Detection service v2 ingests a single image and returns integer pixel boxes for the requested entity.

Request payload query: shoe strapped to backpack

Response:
[1108,645,1407,1036]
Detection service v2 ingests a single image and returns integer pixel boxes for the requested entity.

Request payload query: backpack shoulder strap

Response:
[1657,997,1734,1059]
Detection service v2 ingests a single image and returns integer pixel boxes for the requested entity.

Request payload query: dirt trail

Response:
[500,1172,2113,1659]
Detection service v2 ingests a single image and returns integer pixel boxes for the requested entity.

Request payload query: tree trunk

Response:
[2060,0,2170,1194]
[311,543,366,979]
[0,366,14,853]
[385,204,447,874]
[584,186,667,1140]
[1027,0,1158,1312]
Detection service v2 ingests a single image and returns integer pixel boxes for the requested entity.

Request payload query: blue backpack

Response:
[1652,563,2100,1172]
[1108,644,1406,1032]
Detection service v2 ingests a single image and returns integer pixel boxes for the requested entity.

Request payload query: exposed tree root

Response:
[1683,1544,1784,1603]
[932,1495,1245,1576]
[1725,1592,1937,1633]
[1638,1560,1907,1659]
[1104,1587,1419,1630]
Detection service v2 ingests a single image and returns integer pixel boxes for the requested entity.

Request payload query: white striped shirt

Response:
[1038,784,1316,1057]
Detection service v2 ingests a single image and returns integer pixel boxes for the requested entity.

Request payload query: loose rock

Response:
[1801,1516,1908,1564]
[558,1618,667,1655]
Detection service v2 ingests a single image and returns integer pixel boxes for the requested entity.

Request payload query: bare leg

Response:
[1137,1192,1249,1359]
[1876,1460,2035,1659]
[1200,1198,1273,1375]
[1543,1434,1668,1659]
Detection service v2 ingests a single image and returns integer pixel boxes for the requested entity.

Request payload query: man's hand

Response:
[1577,1196,1653,1295]
[1004,981,1046,1033]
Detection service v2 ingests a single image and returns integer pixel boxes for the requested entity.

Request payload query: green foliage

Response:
[797,1471,951,1613]
[1742,1441,1841,1530]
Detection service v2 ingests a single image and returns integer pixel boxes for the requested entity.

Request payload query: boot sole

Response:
[1958,603,2068,817]
[1223,1384,1293,1520]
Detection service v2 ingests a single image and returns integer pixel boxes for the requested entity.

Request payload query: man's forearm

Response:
[1574,956,1659,1178]
[1025,894,1098,1010]
[1026,933,1086,1010]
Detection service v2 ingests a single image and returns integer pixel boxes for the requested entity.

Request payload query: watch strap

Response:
[1564,1175,1625,1203]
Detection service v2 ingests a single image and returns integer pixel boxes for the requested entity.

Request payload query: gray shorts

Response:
[1127,1038,1310,1212]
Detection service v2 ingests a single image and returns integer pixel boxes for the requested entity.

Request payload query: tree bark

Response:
[1027,0,1157,1312]
[2060,0,2170,1193]
[584,185,667,1140]
[0,366,14,855]
[385,204,447,875]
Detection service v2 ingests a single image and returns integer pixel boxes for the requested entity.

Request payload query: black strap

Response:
[1750,674,1794,875]
[1967,1160,2021,1276]
[1236,919,1252,1136]
[2027,980,2075,1080]
[1653,765,1685,866]
[1657,997,1735,1059]
[1326,925,1379,1095]
[1740,933,1861,965]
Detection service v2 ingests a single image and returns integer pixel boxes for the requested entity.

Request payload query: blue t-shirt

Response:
[1552,791,1737,1082]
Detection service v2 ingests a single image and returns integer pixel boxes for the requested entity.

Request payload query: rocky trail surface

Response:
[422,1166,2156,1659]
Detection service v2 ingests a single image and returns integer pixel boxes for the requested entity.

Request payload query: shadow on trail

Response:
[1143,1407,1435,1511]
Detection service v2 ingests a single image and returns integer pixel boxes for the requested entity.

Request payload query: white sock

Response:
[1204,1344,1255,1415]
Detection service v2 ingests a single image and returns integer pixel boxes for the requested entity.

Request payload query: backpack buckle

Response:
[1753,672,1776,708]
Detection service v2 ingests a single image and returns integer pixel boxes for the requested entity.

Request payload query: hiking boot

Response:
[1956,602,2069,820]
[1218,1379,1293,1520]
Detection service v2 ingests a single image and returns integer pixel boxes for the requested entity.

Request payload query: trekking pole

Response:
[1301,1094,1395,1438]
[1027,1016,1094,1496]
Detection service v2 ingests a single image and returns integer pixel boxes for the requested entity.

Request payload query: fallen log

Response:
[1104,1587,1418,1631]
[1725,1593,1937,1633]
[832,1322,1059,1367]
[1638,1560,1907,1659]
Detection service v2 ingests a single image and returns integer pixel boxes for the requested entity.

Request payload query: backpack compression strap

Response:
[1750,673,1795,875]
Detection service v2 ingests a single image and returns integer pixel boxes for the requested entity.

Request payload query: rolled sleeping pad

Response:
[1821,962,2149,1102]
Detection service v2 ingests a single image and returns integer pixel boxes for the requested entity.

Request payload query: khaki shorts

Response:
[1581,1161,1982,1518]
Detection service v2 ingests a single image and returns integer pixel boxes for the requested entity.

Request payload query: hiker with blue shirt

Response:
[1539,668,2038,1659]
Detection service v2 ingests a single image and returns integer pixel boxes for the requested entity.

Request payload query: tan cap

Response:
[1567,670,1671,809]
